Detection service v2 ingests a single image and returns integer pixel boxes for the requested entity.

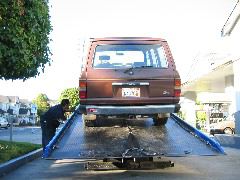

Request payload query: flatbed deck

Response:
[46,113,224,160]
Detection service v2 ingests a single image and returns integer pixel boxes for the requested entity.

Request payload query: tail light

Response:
[174,79,181,97]
[79,81,87,99]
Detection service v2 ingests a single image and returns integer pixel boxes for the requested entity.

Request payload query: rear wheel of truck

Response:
[153,115,168,126]
[82,114,96,127]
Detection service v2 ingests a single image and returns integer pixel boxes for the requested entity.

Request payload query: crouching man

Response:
[40,99,70,150]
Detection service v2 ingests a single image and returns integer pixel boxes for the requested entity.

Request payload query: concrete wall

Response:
[224,2,240,134]
[233,60,240,133]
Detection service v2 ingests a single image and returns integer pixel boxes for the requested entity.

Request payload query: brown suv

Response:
[79,37,181,126]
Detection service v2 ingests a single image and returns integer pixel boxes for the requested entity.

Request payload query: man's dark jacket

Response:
[41,104,66,128]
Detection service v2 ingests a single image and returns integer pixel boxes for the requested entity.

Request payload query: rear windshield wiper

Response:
[123,65,153,73]
[124,66,134,73]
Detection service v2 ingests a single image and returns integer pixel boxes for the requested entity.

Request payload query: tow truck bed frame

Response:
[42,110,224,169]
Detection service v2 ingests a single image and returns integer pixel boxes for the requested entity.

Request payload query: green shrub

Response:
[0,140,41,163]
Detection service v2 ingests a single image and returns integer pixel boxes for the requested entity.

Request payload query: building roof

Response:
[0,95,9,103]
[19,99,31,104]
[8,96,19,103]
[0,95,28,104]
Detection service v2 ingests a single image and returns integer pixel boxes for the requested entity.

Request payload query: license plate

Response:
[122,88,140,97]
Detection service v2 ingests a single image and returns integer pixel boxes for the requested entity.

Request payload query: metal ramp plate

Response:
[48,114,223,159]
[85,157,174,170]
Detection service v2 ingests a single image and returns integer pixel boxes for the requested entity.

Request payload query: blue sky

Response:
[0,0,237,100]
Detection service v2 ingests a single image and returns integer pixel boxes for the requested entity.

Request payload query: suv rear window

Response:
[93,44,168,69]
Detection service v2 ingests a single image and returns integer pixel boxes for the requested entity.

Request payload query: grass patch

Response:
[0,140,41,164]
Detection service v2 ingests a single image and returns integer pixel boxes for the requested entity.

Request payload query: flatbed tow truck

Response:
[42,108,225,170]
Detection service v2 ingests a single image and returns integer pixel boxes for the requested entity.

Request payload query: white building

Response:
[182,0,240,133]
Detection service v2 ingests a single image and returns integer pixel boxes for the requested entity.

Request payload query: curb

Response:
[0,148,43,177]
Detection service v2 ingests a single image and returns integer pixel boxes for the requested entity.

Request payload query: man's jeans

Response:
[40,119,56,150]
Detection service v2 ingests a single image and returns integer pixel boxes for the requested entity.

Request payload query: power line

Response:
[221,0,239,36]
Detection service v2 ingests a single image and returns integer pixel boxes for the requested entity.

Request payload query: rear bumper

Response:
[79,104,180,115]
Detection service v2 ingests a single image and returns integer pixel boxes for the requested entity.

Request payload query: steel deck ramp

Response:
[44,113,225,160]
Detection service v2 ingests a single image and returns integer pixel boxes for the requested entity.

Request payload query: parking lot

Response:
[0,125,64,145]
[0,126,42,144]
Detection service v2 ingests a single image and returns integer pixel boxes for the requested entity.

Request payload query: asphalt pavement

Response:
[0,146,240,180]
[1,126,240,179]
[0,126,42,144]
[0,125,63,144]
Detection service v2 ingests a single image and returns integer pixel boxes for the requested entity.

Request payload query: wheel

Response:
[84,120,96,127]
[223,127,234,135]
[153,115,168,126]
[82,114,96,127]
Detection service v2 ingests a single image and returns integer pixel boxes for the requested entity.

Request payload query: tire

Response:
[84,120,96,127]
[82,114,96,127]
[223,127,234,135]
[153,116,168,126]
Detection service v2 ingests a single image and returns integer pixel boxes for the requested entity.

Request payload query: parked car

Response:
[210,115,235,135]
[79,37,181,126]
[0,117,9,129]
